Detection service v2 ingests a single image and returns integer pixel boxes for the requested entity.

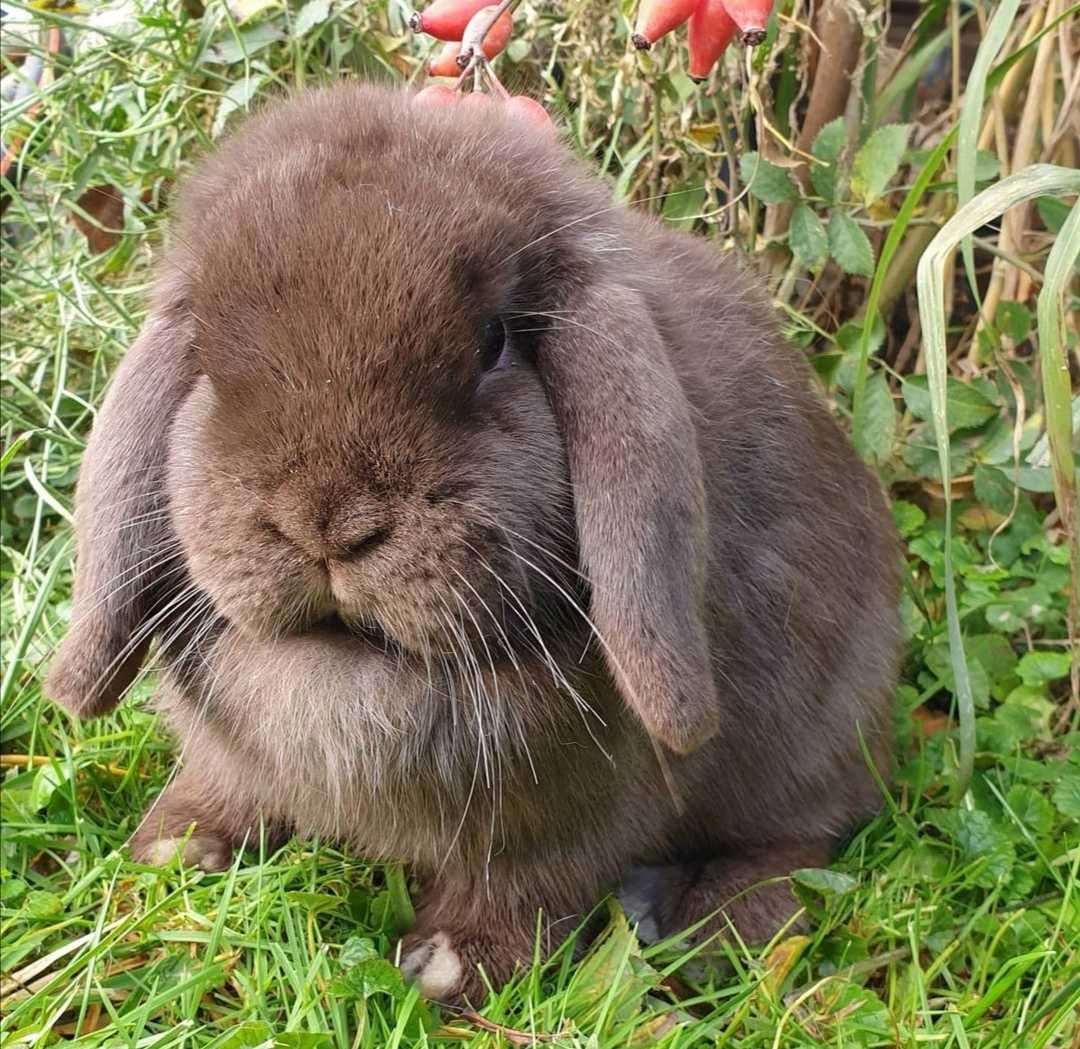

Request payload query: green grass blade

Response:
[956,0,1023,298]
[1035,197,1080,712]
[851,128,955,461]
[917,163,1080,798]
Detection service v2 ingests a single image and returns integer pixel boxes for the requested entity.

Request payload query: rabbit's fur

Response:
[46,84,900,1001]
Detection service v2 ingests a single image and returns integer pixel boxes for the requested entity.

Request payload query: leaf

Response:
[229,0,279,20]
[284,891,344,915]
[205,1022,273,1049]
[1036,195,1071,234]
[926,809,1015,887]
[340,936,380,966]
[29,763,68,811]
[209,1023,333,1049]
[851,123,910,203]
[858,371,896,462]
[571,900,660,1024]
[827,212,874,277]
[212,75,266,137]
[810,118,846,202]
[926,642,991,709]
[966,635,1019,692]
[738,152,797,204]
[834,315,885,391]
[292,0,330,36]
[791,868,857,896]
[385,862,415,931]
[891,500,926,538]
[974,464,1015,515]
[23,890,63,919]
[811,117,846,162]
[789,204,827,268]
[1004,784,1054,837]
[204,22,284,64]
[1052,772,1080,820]
[901,375,997,431]
[994,300,1032,341]
[1016,650,1072,684]
[661,185,706,230]
[328,958,407,1001]
[762,935,810,996]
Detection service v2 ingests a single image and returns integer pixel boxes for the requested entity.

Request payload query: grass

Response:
[2,0,1078,1045]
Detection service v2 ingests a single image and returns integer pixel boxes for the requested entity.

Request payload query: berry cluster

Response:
[409,0,554,131]
[633,0,774,80]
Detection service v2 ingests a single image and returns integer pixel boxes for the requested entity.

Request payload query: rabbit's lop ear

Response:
[45,278,195,718]
[539,281,718,754]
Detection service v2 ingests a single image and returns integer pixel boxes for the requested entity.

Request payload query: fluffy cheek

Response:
[167,397,330,637]
[184,495,330,636]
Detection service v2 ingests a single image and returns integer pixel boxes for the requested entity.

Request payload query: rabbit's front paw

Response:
[126,769,272,873]
[399,932,466,1000]
[133,833,233,872]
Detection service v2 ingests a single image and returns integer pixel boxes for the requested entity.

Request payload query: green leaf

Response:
[926,809,1015,888]
[891,500,926,538]
[329,958,407,1001]
[210,1029,334,1049]
[1052,772,1080,819]
[791,868,857,896]
[901,375,997,431]
[204,23,284,64]
[283,892,344,915]
[340,936,380,966]
[1004,784,1054,837]
[1016,650,1072,684]
[29,763,67,812]
[1036,196,1071,234]
[292,0,330,37]
[207,1021,274,1049]
[23,890,63,919]
[827,212,874,277]
[811,117,846,162]
[386,862,415,931]
[789,204,827,268]
[926,642,991,709]
[851,123,910,203]
[739,152,797,204]
[858,371,896,463]
[994,300,1032,341]
[974,464,1015,515]
[810,118,846,202]
[661,185,707,230]
[212,75,266,137]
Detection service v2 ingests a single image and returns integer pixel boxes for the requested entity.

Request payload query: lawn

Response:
[1,0,1078,1045]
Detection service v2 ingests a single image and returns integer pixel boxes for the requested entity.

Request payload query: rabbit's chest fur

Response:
[158,625,633,867]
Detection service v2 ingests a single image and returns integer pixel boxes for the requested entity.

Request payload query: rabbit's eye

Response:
[479,316,508,372]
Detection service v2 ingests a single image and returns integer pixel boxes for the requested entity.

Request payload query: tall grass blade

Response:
[1035,198,1080,715]
[916,163,1080,798]
[956,0,1023,298]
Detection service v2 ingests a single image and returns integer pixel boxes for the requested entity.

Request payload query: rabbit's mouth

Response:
[312,611,397,652]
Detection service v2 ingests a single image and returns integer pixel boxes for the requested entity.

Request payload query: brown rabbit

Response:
[45,84,901,1002]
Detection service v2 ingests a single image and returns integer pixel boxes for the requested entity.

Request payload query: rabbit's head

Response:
[46,85,718,754]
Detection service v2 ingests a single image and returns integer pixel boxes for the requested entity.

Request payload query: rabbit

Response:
[45,83,901,1003]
